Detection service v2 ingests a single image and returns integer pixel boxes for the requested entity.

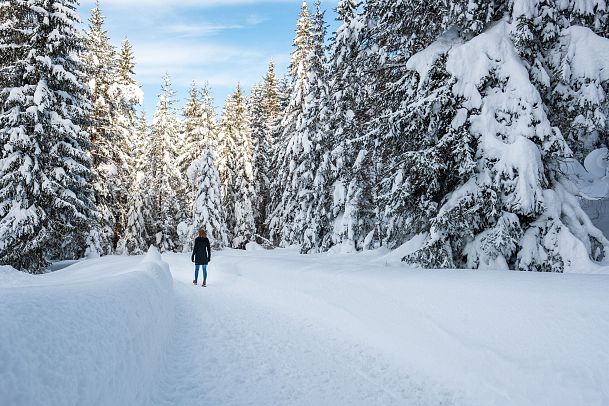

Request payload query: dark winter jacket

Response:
[192,237,211,265]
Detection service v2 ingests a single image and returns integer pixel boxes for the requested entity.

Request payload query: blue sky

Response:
[78,0,339,118]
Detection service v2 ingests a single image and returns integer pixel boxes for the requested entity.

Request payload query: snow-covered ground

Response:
[2,247,609,406]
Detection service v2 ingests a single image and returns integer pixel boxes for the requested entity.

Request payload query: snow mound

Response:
[245,241,265,251]
[0,247,174,406]
[561,148,609,199]
[377,233,427,265]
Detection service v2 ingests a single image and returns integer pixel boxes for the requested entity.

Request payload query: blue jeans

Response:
[194,264,207,283]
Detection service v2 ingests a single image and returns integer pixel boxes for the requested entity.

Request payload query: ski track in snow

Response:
[150,252,455,406]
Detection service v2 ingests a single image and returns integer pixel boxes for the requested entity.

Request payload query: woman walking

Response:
[192,229,211,287]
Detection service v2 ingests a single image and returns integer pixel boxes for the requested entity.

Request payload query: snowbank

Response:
[0,247,174,406]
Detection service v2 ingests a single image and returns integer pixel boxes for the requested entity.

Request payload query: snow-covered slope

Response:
[0,248,173,406]
[2,248,609,406]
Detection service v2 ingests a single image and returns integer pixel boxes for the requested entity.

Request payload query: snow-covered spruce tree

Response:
[188,147,228,249]
[0,0,97,272]
[149,74,186,252]
[110,37,143,253]
[360,1,461,249]
[179,82,220,250]
[365,1,553,252]
[83,1,122,254]
[401,16,609,272]
[300,0,333,254]
[113,38,143,167]
[180,82,203,176]
[250,63,280,244]
[180,82,218,198]
[382,36,476,250]
[248,83,268,241]
[219,85,256,249]
[268,1,314,248]
[324,0,378,252]
[116,111,152,255]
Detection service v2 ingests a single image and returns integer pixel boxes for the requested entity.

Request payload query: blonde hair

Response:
[198,229,207,238]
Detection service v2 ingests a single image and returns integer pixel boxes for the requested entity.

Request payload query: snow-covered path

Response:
[152,251,452,405]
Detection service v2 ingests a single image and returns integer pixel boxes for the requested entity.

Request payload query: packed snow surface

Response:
[2,248,609,405]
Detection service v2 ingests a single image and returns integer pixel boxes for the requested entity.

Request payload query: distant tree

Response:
[268,1,314,247]
[149,74,186,252]
[180,82,219,203]
[220,85,256,249]
[188,147,229,249]
[301,0,333,253]
[250,62,280,243]
[111,37,143,250]
[83,1,121,254]
[117,111,152,255]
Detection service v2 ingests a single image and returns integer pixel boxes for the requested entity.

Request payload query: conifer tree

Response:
[181,82,203,173]
[0,0,97,272]
[150,74,186,252]
[268,1,314,247]
[220,85,256,249]
[116,111,152,255]
[250,63,280,243]
[188,147,228,249]
[180,83,218,189]
[83,1,121,254]
[113,38,143,174]
[111,37,143,249]
[179,82,204,231]
[325,0,377,252]
[249,83,268,240]
[179,82,220,250]
[300,0,333,253]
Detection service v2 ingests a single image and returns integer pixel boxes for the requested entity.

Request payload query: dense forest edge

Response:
[1,0,609,273]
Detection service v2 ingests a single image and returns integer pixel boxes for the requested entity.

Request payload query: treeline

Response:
[1,0,609,274]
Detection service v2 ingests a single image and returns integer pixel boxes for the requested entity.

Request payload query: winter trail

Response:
[150,251,453,406]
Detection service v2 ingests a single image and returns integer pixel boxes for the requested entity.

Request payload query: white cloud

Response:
[135,42,261,68]
[161,22,245,37]
[131,39,289,89]
[159,12,266,37]
[244,14,268,25]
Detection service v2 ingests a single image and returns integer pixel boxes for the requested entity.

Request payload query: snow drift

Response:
[0,247,174,406]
